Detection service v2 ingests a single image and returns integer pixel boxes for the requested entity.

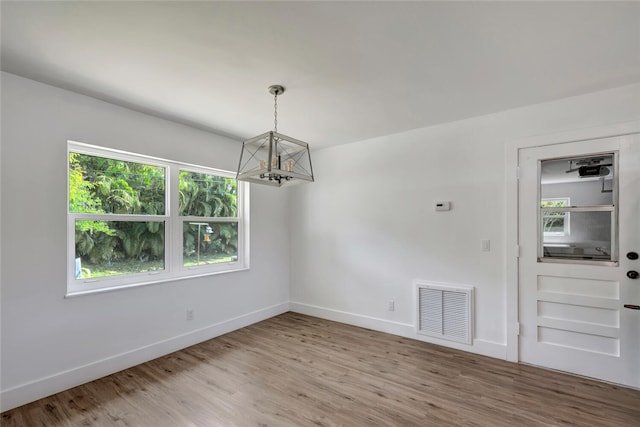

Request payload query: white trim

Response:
[68,140,233,177]
[0,302,289,412]
[290,301,414,337]
[289,301,506,360]
[64,266,251,298]
[414,336,506,360]
[505,120,640,363]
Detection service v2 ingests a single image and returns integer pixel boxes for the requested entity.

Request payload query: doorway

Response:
[517,134,639,388]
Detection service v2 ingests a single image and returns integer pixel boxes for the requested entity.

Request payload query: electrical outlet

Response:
[186,309,194,321]
[387,299,395,312]
[481,239,491,252]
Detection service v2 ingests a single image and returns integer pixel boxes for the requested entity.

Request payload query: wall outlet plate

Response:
[388,300,395,312]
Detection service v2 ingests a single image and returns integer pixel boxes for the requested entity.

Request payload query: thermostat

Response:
[435,201,451,211]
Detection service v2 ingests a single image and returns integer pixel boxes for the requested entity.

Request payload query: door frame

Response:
[505,120,640,363]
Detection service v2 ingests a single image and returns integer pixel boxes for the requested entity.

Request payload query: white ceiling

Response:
[2,1,639,149]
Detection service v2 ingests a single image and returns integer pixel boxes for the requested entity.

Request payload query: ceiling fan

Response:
[565,157,612,177]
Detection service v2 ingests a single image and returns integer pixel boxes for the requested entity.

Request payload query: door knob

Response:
[627,270,639,279]
[627,252,639,260]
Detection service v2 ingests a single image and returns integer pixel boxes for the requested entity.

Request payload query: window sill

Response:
[65,266,250,298]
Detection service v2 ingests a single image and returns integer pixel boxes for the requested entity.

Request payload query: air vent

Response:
[416,282,474,345]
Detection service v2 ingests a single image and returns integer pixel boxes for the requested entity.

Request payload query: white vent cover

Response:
[416,282,474,345]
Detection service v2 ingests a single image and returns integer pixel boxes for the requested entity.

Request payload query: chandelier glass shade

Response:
[236,85,314,187]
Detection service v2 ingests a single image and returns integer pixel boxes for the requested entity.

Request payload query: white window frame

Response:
[541,197,570,237]
[67,141,250,296]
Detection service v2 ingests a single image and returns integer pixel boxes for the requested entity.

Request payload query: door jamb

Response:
[505,120,640,362]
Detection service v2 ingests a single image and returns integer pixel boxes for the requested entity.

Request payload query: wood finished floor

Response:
[2,312,639,426]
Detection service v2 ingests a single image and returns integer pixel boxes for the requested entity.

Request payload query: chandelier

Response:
[236,85,314,187]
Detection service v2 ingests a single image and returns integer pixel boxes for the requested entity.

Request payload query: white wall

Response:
[288,83,640,358]
[0,72,290,411]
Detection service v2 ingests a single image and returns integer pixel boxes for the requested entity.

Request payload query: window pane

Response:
[541,198,569,236]
[75,220,165,279]
[542,211,612,261]
[69,152,165,215]
[179,171,237,217]
[183,222,238,266]
[541,199,568,209]
[539,154,617,263]
[540,155,614,207]
[543,216,565,234]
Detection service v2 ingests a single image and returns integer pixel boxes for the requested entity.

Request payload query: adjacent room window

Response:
[68,141,249,295]
[541,198,570,236]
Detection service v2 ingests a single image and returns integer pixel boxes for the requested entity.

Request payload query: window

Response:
[179,170,239,267]
[541,198,570,236]
[539,154,617,263]
[68,141,249,295]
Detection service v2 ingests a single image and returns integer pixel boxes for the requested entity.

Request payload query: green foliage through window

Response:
[69,153,165,215]
[179,171,237,217]
[180,171,238,265]
[69,150,241,282]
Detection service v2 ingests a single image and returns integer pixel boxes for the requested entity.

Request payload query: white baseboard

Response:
[413,335,507,360]
[290,301,415,337]
[0,302,289,412]
[290,301,507,360]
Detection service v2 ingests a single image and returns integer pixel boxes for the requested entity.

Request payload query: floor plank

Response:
[2,312,639,426]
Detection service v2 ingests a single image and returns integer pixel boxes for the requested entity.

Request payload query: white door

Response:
[518,134,640,388]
